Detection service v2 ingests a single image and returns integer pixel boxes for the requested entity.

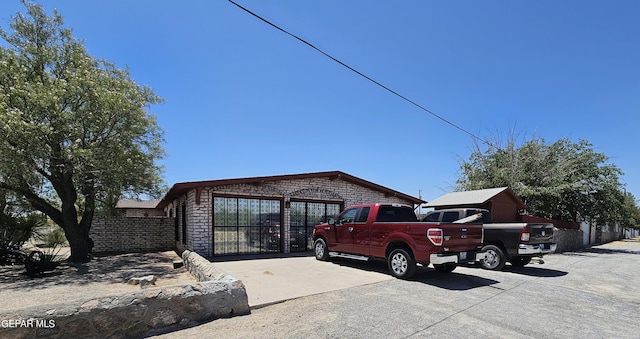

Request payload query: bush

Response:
[43,226,68,247]
[0,213,45,249]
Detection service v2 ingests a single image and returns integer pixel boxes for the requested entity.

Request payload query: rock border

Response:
[0,251,249,338]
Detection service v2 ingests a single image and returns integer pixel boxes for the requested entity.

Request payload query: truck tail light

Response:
[427,228,443,246]
[520,228,530,242]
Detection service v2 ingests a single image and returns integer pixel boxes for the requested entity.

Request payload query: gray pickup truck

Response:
[422,208,557,270]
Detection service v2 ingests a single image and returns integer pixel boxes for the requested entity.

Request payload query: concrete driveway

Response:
[212,254,394,307]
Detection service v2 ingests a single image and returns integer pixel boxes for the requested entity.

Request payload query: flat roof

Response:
[115,199,161,209]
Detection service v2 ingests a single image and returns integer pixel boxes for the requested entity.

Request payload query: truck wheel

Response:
[313,238,330,261]
[388,248,416,279]
[480,245,506,270]
[510,256,532,267]
[433,263,457,273]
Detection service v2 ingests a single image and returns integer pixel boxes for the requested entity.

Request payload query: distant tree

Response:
[620,192,640,229]
[0,1,165,262]
[457,135,629,226]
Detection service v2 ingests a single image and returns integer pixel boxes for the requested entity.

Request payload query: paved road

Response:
[153,239,640,338]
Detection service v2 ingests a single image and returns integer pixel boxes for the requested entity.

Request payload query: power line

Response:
[227,0,494,148]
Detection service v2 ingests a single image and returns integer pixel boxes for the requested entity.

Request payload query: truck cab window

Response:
[442,211,460,223]
[423,212,440,222]
[337,208,358,224]
[376,206,417,222]
[355,207,370,223]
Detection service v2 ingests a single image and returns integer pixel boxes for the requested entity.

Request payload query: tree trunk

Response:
[66,226,89,262]
[60,188,91,262]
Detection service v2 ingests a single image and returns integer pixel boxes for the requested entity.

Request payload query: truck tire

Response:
[433,263,457,273]
[480,244,506,270]
[313,238,330,261]
[388,248,416,279]
[510,256,532,267]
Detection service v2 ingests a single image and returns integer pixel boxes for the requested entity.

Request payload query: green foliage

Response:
[457,135,632,226]
[0,1,166,261]
[42,225,67,247]
[620,192,640,229]
[0,211,45,249]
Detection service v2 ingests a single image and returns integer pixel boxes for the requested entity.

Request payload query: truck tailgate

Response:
[440,223,484,251]
[527,223,555,244]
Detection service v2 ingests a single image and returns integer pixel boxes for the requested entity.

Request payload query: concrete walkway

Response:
[212,254,393,308]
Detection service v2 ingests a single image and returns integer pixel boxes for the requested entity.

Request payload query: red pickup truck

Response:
[312,203,486,279]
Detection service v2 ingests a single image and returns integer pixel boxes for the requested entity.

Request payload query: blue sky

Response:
[1,1,638,203]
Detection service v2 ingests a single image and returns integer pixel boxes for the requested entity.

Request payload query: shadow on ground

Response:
[328,257,500,291]
[582,247,640,255]
[501,265,568,277]
[0,252,186,291]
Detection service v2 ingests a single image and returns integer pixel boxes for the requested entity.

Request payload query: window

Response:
[465,209,491,223]
[290,201,341,252]
[355,207,370,223]
[376,206,417,222]
[213,197,281,256]
[338,208,358,224]
[181,203,187,244]
[423,212,441,222]
[442,211,460,223]
[170,207,178,241]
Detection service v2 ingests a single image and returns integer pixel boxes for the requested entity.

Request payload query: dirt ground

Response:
[0,248,196,312]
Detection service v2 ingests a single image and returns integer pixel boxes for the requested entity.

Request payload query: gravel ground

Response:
[0,249,195,312]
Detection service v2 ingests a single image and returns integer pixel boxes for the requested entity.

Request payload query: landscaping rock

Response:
[128,275,157,288]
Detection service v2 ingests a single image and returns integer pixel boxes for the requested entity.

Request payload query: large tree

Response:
[457,135,629,226]
[0,1,165,261]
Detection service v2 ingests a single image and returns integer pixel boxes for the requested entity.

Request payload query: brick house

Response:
[157,171,423,258]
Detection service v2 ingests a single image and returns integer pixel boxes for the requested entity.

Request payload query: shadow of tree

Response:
[582,247,640,255]
[501,265,568,278]
[0,252,189,292]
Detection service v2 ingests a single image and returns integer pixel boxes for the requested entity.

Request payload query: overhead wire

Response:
[227,0,495,148]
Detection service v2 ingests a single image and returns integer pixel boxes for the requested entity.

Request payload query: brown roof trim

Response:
[157,171,424,208]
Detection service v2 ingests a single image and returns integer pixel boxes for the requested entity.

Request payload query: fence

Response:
[90,217,176,253]
[520,215,580,230]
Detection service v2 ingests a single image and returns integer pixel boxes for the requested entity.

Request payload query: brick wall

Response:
[122,208,165,218]
[90,217,176,253]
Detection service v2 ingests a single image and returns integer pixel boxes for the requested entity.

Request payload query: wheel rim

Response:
[390,252,408,275]
[482,249,499,269]
[314,241,325,258]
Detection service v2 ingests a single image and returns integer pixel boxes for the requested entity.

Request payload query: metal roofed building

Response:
[425,187,526,222]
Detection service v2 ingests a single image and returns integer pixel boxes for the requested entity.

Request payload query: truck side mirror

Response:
[328,218,336,226]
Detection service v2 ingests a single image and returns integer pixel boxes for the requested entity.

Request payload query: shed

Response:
[425,187,526,222]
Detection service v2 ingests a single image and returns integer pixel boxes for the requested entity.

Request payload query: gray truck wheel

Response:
[480,245,506,270]
[510,256,532,267]
[313,238,329,261]
[388,248,416,279]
